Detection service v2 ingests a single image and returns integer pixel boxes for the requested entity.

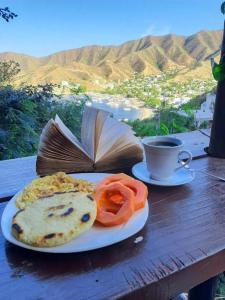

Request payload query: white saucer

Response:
[132,162,195,186]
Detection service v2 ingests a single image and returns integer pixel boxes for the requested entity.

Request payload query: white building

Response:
[194,93,216,127]
[171,97,190,107]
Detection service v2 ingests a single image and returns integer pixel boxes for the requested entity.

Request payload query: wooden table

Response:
[2,129,224,300]
[0,129,211,200]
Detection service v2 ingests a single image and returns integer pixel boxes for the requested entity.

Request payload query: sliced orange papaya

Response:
[96,173,133,190]
[120,179,148,210]
[97,195,122,214]
[94,182,135,227]
[108,193,124,204]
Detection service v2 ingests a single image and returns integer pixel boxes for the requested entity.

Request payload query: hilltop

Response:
[0,30,222,89]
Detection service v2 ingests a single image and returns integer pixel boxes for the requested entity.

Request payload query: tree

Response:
[0,60,21,85]
[0,84,86,159]
[70,84,87,95]
[0,7,17,22]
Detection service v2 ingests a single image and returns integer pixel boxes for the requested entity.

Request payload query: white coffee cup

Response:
[142,136,192,181]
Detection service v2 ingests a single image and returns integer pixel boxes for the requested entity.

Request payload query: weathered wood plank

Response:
[0,156,37,199]
[1,156,225,299]
[170,128,210,159]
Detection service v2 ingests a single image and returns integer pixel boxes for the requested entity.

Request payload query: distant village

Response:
[57,71,216,127]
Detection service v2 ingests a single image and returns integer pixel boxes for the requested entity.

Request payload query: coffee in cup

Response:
[142,136,192,181]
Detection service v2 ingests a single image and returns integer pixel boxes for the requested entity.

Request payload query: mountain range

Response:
[0,30,222,89]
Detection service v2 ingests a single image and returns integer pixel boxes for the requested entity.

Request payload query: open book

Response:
[36,106,143,175]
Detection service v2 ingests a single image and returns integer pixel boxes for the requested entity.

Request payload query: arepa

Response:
[12,192,96,247]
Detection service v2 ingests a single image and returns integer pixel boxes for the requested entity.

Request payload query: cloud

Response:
[141,24,171,37]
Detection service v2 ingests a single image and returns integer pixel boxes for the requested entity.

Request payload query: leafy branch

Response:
[0,60,20,85]
[0,7,17,22]
[222,2,225,15]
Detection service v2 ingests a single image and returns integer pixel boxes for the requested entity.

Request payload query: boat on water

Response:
[86,101,92,106]
[92,98,103,104]
[83,93,153,120]
[111,102,119,107]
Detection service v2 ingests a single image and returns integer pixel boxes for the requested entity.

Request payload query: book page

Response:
[81,106,99,160]
[94,144,143,171]
[36,117,94,175]
[95,116,137,162]
[54,115,90,156]
[37,155,94,176]
[94,109,110,158]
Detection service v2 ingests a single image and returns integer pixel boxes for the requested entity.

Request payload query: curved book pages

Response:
[36,106,143,175]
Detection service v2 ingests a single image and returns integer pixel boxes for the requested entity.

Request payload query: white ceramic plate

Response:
[132,162,195,186]
[1,173,149,253]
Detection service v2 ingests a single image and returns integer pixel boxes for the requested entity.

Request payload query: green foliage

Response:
[181,93,206,112]
[145,97,161,107]
[0,60,20,85]
[0,60,86,160]
[128,119,157,137]
[70,84,87,95]
[127,108,197,138]
[160,123,169,135]
[0,85,86,160]
[199,120,211,129]
[211,56,225,82]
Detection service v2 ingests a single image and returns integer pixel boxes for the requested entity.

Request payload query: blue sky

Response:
[0,0,224,56]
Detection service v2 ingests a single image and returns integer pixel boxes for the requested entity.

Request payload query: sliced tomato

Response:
[96,173,133,190]
[94,182,135,227]
[120,179,148,210]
